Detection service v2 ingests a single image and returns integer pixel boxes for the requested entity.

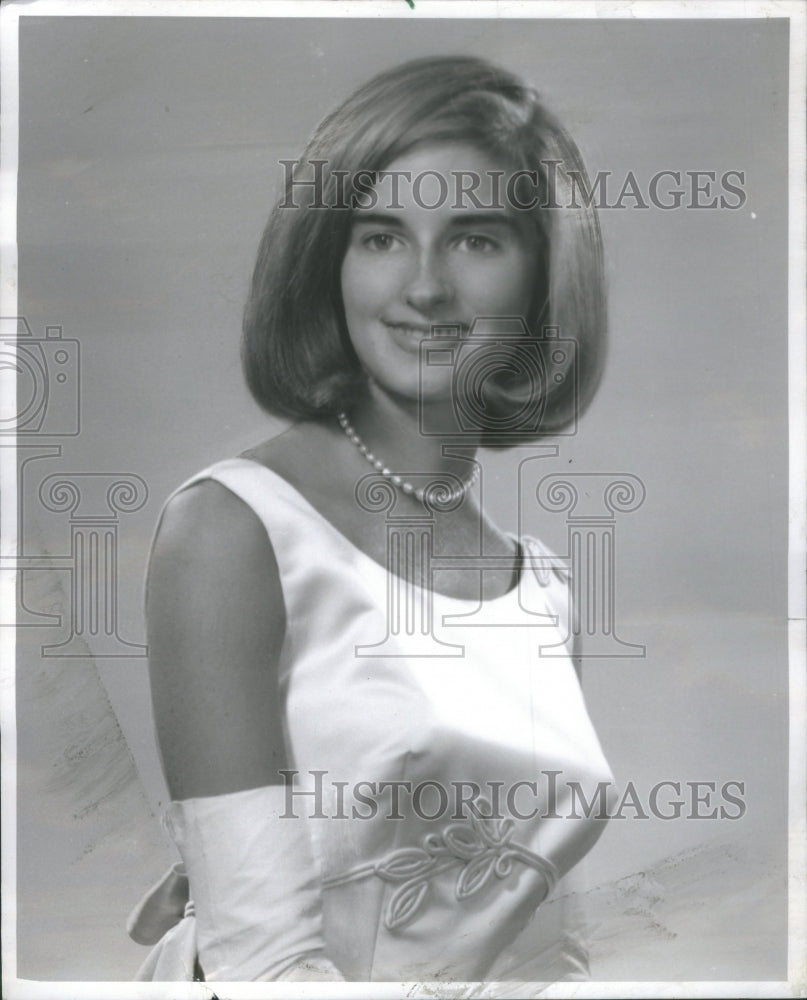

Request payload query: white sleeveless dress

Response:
[132,458,614,985]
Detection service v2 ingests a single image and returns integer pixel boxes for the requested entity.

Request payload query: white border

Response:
[0,2,804,998]
[0,1,20,991]
[0,983,802,1000]
[0,0,803,17]
[787,3,807,994]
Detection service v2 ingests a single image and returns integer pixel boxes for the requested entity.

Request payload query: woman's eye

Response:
[456,234,500,253]
[361,233,401,252]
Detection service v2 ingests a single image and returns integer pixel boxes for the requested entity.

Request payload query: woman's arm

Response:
[144,479,344,981]
[147,478,288,798]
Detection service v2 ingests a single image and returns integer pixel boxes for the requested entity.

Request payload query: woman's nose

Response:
[403,252,453,313]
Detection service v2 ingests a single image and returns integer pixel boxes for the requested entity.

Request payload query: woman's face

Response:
[340,143,540,406]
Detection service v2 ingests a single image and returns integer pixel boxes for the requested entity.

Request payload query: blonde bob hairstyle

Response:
[242,55,606,444]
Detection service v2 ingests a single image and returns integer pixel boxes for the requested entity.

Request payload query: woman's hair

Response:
[242,55,606,442]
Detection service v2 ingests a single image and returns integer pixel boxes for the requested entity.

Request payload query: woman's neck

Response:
[346,385,478,484]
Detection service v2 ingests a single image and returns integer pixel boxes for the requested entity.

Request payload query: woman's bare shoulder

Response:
[147,476,288,799]
[156,476,268,554]
[148,476,284,627]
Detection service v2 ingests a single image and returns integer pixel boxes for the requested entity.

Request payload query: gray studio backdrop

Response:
[15,14,788,982]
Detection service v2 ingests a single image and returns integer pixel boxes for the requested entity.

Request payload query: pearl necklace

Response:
[337,412,479,506]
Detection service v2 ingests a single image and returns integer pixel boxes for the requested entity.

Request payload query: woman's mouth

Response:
[383,320,432,338]
[382,320,434,353]
[383,320,468,341]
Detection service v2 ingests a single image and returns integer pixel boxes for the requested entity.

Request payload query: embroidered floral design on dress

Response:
[322,800,559,931]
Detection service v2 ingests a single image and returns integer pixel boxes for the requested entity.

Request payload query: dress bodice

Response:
[138,457,613,984]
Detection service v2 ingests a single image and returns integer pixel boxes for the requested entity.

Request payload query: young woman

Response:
[128,55,614,985]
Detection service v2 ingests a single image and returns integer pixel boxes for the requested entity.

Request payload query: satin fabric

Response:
[133,458,613,982]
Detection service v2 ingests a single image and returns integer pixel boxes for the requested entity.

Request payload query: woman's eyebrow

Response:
[350,212,405,228]
[350,211,519,230]
[449,212,518,230]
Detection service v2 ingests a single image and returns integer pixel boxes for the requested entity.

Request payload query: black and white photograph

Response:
[1,2,804,997]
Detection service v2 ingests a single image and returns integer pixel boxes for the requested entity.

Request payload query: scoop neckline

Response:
[223,455,531,609]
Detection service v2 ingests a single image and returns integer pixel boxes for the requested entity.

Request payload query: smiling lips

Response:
[383,319,468,339]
